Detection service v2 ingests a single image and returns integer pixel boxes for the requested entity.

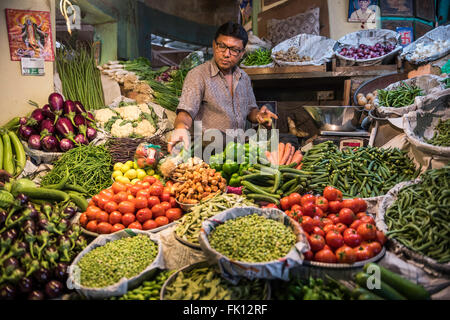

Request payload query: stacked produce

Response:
[280,186,386,264]
[377,82,424,108]
[274,47,311,62]
[409,40,450,62]
[76,234,158,288]
[241,49,273,66]
[264,142,303,168]
[94,103,158,138]
[108,270,174,300]
[299,141,418,197]
[79,178,181,234]
[0,129,26,177]
[0,181,87,300]
[112,160,159,185]
[384,166,450,263]
[164,265,268,300]
[339,43,395,60]
[40,145,112,198]
[19,94,97,153]
[356,91,377,111]
[174,193,256,246]
[208,213,296,263]
[425,119,450,147]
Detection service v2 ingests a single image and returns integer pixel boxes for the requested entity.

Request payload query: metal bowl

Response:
[303,105,361,132]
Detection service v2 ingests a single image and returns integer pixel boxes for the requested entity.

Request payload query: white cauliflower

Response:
[111,119,133,137]
[133,119,156,137]
[95,108,117,125]
[116,105,142,121]
[137,103,151,114]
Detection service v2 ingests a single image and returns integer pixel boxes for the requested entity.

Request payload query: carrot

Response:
[278,142,285,165]
[280,143,292,165]
[296,163,303,170]
[265,150,274,164]
[271,151,278,165]
[291,150,303,165]
[286,146,295,164]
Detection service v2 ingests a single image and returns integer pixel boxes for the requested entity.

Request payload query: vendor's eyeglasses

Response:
[215,41,244,56]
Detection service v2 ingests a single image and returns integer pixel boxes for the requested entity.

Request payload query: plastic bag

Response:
[179,51,204,71]
[134,143,164,169]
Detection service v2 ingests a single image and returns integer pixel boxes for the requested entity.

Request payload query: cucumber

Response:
[280,178,297,192]
[352,287,384,300]
[0,135,3,170]
[14,186,70,202]
[8,130,26,176]
[68,191,88,212]
[364,263,430,300]
[2,117,20,130]
[242,181,281,199]
[63,184,89,194]
[245,193,280,205]
[355,272,406,300]
[271,170,282,193]
[2,133,15,175]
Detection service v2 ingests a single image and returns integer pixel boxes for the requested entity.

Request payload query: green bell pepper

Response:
[238,162,249,176]
[222,160,239,176]
[229,173,241,187]
[209,154,223,171]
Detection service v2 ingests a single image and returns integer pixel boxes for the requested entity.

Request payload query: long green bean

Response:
[425,119,450,147]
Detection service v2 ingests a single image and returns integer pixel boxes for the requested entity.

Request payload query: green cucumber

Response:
[242,181,280,199]
[352,287,384,300]
[63,184,89,194]
[245,193,280,205]
[2,132,15,175]
[363,263,430,300]
[271,170,282,193]
[0,135,3,170]
[68,191,89,212]
[355,272,406,300]
[8,131,26,176]
[14,186,70,202]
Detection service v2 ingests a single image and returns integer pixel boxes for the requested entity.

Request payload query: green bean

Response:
[425,119,450,147]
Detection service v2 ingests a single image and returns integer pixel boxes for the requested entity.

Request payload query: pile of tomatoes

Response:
[79,176,183,234]
[268,186,386,264]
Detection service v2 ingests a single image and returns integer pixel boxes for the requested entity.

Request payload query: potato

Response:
[357,96,368,106]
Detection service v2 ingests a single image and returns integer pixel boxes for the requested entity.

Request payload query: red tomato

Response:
[302,202,316,217]
[304,250,314,261]
[97,196,110,210]
[376,230,387,246]
[97,222,112,234]
[312,226,325,237]
[321,217,333,226]
[288,193,302,207]
[79,213,88,227]
[314,248,337,263]
[136,208,153,223]
[113,191,128,204]
[355,245,373,261]
[360,215,375,225]
[163,187,172,195]
[160,193,171,203]
[263,203,278,209]
[149,184,163,196]
[323,186,339,201]
[111,182,127,194]
[315,196,329,212]
[169,197,177,208]
[335,223,347,234]
[339,208,356,225]
[96,211,109,223]
[147,196,161,208]
[143,176,157,184]
[136,189,150,198]
[350,219,363,230]
[160,201,171,212]
[109,211,123,225]
[86,220,98,233]
[355,198,367,212]
[363,241,382,255]
[328,201,342,213]
[280,197,290,211]
[326,230,344,249]
[341,199,358,213]
[323,224,338,234]
[127,194,136,203]
[165,180,174,188]
[121,213,136,227]
[357,223,377,241]
[143,219,158,230]
[356,212,367,219]
[104,201,119,214]
[129,185,141,197]
[301,194,316,207]
[118,201,135,214]
[328,214,340,225]
[88,199,95,207]
[312,216,324,228]
[128,221,142,230]
[291,204,302,213]
[111,223,125,233]
[312,206,325,218]
[134,196,148,210]
[335,245,356,264]
[336,189,343,201]
[343,228,362,248]
[166,208,183,222]
[86,206,101,221]
[308,234,325,252]
[155,216,169,227]
[99,189,114,200]
[299,216,315,233]
[92,194,101,206]
[151,204,165,218]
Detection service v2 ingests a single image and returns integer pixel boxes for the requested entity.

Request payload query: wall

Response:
[0,0,56,125]
[94,22,118,65]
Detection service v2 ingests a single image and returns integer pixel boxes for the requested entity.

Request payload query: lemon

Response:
[124,169,137,180]
[116,176,130,184]
[125,160,134,168]
[136,169,147,179]
[112,170,123,179]
[113,162,124,171]
[133,161,139,169]
[153,174,160,180]
[146,169,155,176]
[131,178,140,185]
[120,164,131,174]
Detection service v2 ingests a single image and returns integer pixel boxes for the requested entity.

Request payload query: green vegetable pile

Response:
[175,193,256,246]
[242,49,273,66]
[77,234,158,288]
[425,119,450,147]
[300,141,419,198]
[385,166,450,263]
[109,270,174,300]
[40,145,112,197]
[208,213,296,263]
[377,82,424,108]
[164,266,268,300]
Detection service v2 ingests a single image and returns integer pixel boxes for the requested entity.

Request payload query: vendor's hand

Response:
[256,105,278,128]
[168,128,190,153]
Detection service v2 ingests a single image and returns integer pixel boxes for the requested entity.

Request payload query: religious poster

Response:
[239,0,252,26]
[348,0,378,23]
[5,8,55,61]
[396,27,414,47]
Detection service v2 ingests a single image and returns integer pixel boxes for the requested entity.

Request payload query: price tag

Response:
[21,58,45,76]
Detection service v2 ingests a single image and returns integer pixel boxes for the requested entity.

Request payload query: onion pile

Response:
[339,43,395,60]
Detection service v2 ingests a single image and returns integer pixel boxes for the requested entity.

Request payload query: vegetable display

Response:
[79,178,180,234]
[112,160,157,185]
[409,40,450,62]
[164,265,268,300]
[264,142,303,168]
[40,145,112,197]
[377,82,424,108]
[384,166,450,263]
[274,47,311,62]
[339,43,395,60]
[425,119,450,147]
[241,49,273,66]
[280,186,386,264]
[208,213,296,263]
[76,234,158,288]
[174,193,256,246]
[0,130,26,177]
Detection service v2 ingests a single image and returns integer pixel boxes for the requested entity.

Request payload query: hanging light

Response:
[59,0,77,35]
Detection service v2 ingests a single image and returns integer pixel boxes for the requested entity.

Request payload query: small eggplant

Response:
[48,93,64,124]
[42,104,55,121]
[40,119,56,138]
[33,267,51,284]
[74,101,86,114]
[53,262,68,281]
[86,126,97,141]
[19,117,28,125]
[0,284,17,300]
[0,210,7,226]
[17,193,30,205]
[18,277,34,294]
[59,138,74,152]
[74,114,87,137]
[41,135,59,152]
[63,206,76,220]
[28,134,42,150]
[63,100,77,126]
[3,257,20,274]
[19,125,36,141]
[74,134,88,145]
[26,109,45,128]
[28,290,45,300]
[45,280,64,299]
[55,117,76,143]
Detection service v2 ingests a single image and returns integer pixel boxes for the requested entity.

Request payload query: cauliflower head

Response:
[95,108,117,125]
[111,119,133,138]
[116,105,142,121]
[133,119,156,137]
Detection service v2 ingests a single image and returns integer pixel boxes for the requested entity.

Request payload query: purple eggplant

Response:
[34,267,51,284]
[86,126,97,141]
[74,114,87,137]
[45,280,64,298]
[27,134,42,150]
[53,262,68,281]
[86,111,96,125]
[0,285,17,300]
[74,101,86,114]
[59,138,74,152]
[41,135,58,152]
[17,193,30,205]
[40,119,55,139]
[55,117,76,143]
[18,277,34,294]
[63,100,77,126]
[63,206,76,220]
[25,108,45,128]
[48,93,64,124]
[42,104,55,121]
[28,290,45,300]
[19,117,28,125]
[74,134,88,145]
[3,257,20,274]
[0,210,7,227]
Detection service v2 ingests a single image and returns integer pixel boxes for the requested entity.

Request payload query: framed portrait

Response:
[348,0,378,23]
[380,0,414,17]
[5,8,55,61]
[415,0,435,22]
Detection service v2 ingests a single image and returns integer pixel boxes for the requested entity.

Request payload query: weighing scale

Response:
[313,130,371,150]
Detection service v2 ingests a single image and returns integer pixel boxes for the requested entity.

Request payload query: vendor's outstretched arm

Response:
[168,111,192,153]
[247,105,278,128]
